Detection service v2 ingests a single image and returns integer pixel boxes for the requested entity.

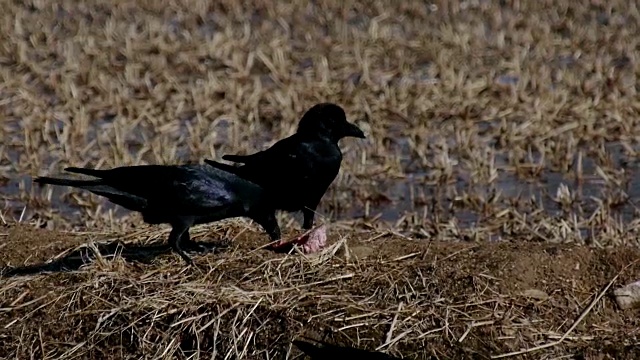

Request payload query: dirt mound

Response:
[0,225,97,266]
[1,224,639,359]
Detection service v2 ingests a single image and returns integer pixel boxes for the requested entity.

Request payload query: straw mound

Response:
[1,224,639,359]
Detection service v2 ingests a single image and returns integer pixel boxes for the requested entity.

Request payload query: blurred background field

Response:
[1,0,640,359]
[1,0,639,243]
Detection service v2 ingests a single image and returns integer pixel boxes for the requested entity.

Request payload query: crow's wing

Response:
[64,166,235,215]
[157,179,234,215]
[223,137,343,202]
[221,135,302,166]
[202,159,241,174]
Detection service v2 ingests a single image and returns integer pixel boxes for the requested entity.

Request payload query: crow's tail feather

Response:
[221,154,250,163]
[64,167,108,178]
[34,176,147,210]
[204,159,243,174]
[33,176,100,187]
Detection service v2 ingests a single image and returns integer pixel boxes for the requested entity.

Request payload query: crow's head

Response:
[297,103,366,142]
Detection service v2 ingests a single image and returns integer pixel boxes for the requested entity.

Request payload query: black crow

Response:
[293,339,403,359]
[204,103,365,248]
[33,164,280,265]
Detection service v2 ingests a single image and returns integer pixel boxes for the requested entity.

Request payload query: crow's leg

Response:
[275,228,312,247]
[302,208,316,230]
[269,205,321,251]
[180,232,212,253]
[253,211,281,241]
[302,198,322,229]
[269,225,327,253]
[287,200,323,250]
[271,201,325,253]
[168,223,194,266]
[256,210,326,253]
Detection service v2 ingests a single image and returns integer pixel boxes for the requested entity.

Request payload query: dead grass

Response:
[2,0,640,358]
[2,223,640,359]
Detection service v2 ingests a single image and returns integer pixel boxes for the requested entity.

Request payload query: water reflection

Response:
[2,140,638,232]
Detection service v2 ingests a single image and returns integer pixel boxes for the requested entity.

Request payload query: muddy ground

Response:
[1,223,639,359]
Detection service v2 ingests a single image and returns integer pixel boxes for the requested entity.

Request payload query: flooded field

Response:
[5,127,640,236]
[4,121,640,245]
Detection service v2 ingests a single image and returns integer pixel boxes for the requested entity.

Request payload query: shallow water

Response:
[3,137,639,232]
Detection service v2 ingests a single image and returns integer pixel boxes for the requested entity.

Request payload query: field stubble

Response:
[1,0,640,359]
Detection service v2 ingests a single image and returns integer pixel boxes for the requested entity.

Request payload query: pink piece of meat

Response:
[270,224,327,254]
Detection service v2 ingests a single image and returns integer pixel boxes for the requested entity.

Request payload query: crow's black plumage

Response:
[293,339,402,360]
[33,164,280,265]
[205,103,365,231]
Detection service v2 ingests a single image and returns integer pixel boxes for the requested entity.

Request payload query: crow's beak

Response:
[343,122,366,139]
